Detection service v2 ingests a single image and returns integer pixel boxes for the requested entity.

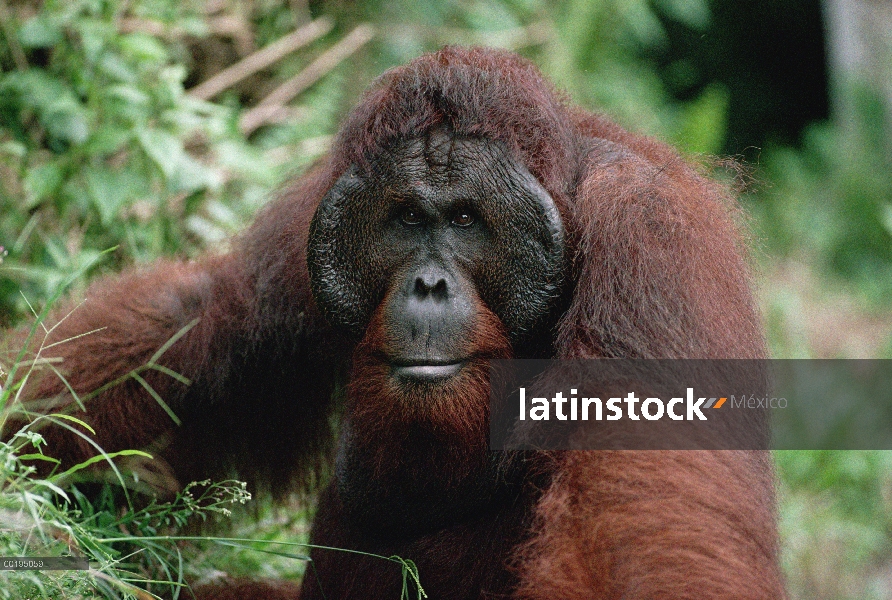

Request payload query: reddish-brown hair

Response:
[7,46,782,599]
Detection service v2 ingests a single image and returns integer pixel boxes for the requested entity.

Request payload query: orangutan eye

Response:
[400,207,424,226]
[451,211,475,227]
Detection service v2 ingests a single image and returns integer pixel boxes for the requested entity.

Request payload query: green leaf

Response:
[106,84,150,107]
[132,372,181,426]
[881,204,892,237]
[0,140,26,158]
[47,413,96,435]
[18,15,63,48]
[84,166,130,224]
[75,19,114,67]
[215,140,275,183]
[2,70,69,113]
[171,153,223,194]
[652,0,710,29]
[138,128,186,179]
[119,32,168,64]
[149,318,199,364]
[23,162,64,208]
[104,84,152,125]
[17,453,61,464]
[44,107,90,147]
[98,53,138,84]
[83,125,132,155]
[51,449,153,480]
[673,83,729,154]
[3,71,92,147]
[137,128,221,193]
[36,479,70,501]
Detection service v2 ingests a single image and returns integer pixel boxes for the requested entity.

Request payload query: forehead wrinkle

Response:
[421,129,456,188]
[380,134,510,207]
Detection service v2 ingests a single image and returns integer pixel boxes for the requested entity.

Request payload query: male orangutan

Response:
[11,47,785,599]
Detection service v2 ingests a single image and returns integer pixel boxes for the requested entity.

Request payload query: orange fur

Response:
[5,47,785,599]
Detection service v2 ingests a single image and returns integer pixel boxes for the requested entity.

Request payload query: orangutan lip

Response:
[391,361,465,381]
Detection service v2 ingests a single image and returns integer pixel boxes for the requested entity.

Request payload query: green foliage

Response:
[0,266,250,597]
[755,84,892,305]
[0,0,288,324]
[540,0,727,153]
[777,450,892,600]
[0,424,254,599]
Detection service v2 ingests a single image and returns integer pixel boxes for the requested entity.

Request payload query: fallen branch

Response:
[239,24,375,135]
[188,17,334,101]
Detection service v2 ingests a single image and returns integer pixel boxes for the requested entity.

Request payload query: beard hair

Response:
[343,303,511,485]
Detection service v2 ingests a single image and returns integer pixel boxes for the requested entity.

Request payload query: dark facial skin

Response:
[308,129,565,380]
[379,135,503,382]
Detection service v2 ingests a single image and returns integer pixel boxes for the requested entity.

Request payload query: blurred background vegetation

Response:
[0,0,890,598]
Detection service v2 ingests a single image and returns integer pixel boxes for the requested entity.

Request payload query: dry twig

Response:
[188,17,334,101]
[239,24,375,135]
